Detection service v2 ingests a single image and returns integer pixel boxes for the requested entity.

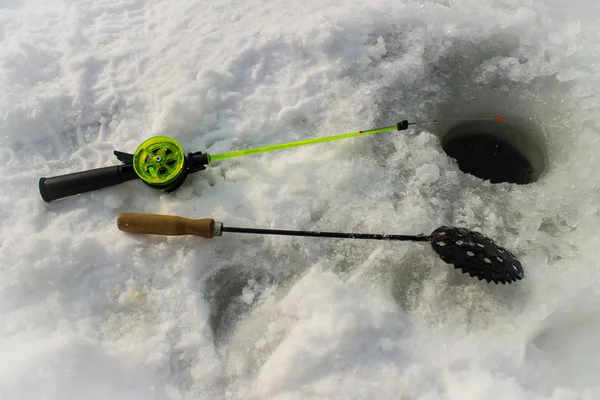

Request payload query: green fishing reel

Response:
[132,136,187,189]
[126,135,209,193]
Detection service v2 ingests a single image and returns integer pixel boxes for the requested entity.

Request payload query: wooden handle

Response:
[117,213,215,238]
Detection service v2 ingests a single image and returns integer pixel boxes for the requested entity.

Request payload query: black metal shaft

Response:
[221,226,430,242]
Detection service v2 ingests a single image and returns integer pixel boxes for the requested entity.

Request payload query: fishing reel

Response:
[39,136,209,202]
[125,136,206,192]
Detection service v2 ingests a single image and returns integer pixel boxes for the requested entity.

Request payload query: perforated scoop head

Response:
[430,226,524,284]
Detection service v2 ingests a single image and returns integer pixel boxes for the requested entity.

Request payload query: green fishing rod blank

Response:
[207,116,505,163]
[207,120,410,163]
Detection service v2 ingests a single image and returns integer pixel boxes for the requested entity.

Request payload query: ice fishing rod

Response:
[38,116,504,202]
[116,211,523,284]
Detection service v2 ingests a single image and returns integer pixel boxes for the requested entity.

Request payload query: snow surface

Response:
[1,0,600,398]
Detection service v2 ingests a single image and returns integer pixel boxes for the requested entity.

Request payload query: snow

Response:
[1,0,600,398]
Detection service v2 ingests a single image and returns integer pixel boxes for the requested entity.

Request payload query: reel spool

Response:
[133,136,187,191]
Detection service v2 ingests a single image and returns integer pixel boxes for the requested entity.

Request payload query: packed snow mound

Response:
[1,0,600,399]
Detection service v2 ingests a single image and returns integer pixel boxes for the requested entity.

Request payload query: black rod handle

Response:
[39,165,139,202]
